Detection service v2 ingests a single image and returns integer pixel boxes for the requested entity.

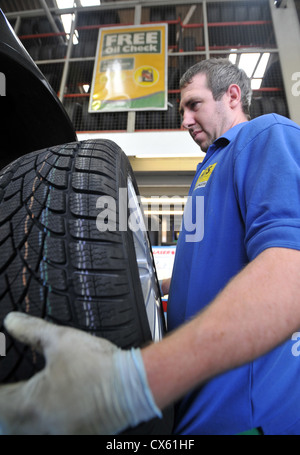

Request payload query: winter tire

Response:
[261,96,275,115]
[0,139,173,434]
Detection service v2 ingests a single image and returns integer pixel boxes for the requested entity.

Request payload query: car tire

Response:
[0,139,173,434]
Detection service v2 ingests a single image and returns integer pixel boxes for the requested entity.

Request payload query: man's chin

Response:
[195,137,214,153]
[189,131,211,152]
[194,139,209,153]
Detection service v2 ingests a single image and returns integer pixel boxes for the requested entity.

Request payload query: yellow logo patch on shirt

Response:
[194,163,217,190]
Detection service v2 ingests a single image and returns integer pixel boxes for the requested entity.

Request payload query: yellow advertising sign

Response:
[89,24,168,112]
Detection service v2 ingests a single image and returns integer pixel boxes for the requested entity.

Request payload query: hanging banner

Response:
[89,23,168,112]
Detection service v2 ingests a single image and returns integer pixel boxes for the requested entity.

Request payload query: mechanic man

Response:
[1,58,300,435]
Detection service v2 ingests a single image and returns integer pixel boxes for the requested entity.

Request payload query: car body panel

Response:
[0,9,77,169]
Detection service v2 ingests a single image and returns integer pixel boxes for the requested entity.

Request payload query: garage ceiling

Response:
[0,0,53,13]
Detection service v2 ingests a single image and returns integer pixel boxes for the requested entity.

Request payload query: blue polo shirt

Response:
[167,114,300,435]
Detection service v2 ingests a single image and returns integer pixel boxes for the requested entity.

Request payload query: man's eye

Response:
[191,102,200,110]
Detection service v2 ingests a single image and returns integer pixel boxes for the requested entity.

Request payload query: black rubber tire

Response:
[0,139,173,433]
[273,97,288,117]
[261,96,275,115]
[250,97,263,119]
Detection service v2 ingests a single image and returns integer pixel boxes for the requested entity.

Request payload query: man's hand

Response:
[0,312,161,435]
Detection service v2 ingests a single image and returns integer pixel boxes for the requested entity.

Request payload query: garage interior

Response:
[1,0,300,247]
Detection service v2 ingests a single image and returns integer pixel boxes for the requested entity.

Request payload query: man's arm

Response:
[143,247,300,410]
[1,246,300,434]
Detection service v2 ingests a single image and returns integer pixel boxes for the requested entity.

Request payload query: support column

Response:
[58,12,77,102]
[269,0,300,124]
[126,4,142,132]
[39,0,65,45]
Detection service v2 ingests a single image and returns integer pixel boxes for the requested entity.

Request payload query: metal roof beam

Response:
[4,0,269,19]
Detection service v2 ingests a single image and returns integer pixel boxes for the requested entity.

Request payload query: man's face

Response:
[179,73,231,152]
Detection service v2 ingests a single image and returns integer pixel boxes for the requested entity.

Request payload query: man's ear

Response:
[227,84,242,109]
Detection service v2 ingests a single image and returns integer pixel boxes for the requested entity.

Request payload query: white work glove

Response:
[0,312,161,435]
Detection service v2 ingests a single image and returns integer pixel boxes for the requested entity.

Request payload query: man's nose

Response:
[181,111,195,130]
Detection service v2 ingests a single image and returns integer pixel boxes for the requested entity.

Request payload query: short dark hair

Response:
[180,58,252,119]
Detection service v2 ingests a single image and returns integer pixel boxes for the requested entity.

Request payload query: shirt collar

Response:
[203,121,248,163]
[217,121,248,144]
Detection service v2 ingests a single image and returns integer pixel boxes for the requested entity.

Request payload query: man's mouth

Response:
[191,129,203,140]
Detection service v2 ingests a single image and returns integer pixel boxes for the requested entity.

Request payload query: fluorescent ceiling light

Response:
[56,0,74,8]
[60,14,72,32]
[80,0,100,6]
[144,210,184,216]
[254,53,270,78]
[228,51,237,64]
[239,53,261,78]
[135,153,203,158]
[56,0,100,7]
[60,13,79,44]
[251,78,262,90]
[141,197,187,204]
[229,52,270,90]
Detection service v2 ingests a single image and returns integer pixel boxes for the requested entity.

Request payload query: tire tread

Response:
[0,140,152,383]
